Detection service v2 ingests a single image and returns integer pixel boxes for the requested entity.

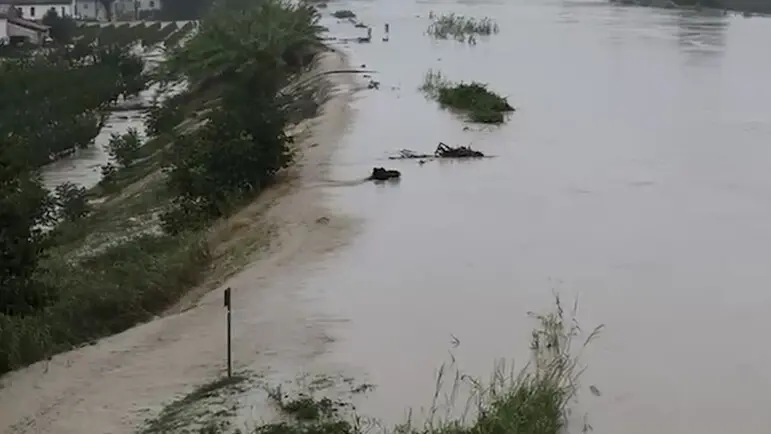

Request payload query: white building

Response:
[0,4,49,44]
[73,0,107,20]
[5,0,75,20]
[73,0,161,21]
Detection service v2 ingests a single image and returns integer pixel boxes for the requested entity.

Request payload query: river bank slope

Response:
[0,48,364,434]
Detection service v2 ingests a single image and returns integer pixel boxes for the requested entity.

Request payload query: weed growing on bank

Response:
[427,13,499,43]
[141,375,249,434]
[420,70,515,124]
[148,298,600,434]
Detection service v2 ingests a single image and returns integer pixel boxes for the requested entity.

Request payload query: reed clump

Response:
[427,13,499,43]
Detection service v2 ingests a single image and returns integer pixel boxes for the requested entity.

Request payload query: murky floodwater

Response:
[299,1,771,433]
[41,47,171,191]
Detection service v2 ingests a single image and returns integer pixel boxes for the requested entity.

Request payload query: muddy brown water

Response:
[18,1,771,433]
[305,1,771,433]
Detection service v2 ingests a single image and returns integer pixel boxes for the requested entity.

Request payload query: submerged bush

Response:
[332,9,356,18]
[427,12,499,43]
[421,70,515,124]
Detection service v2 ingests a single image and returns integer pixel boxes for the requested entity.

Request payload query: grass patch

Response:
[267,385,344,421]
[141,375,250,434]
[427,13,499,43]
[332,10,356,19]
[420,70,515,124]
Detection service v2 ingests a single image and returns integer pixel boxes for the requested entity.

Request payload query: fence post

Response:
[224,287,232,378]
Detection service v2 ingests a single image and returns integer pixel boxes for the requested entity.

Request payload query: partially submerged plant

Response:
[411,295,603,434]
[427,12,499,43]
[420,70,515,124]
[332,9,356,19]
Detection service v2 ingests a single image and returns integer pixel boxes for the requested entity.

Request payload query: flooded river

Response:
[306,1,771,433]
[19,1,771,433]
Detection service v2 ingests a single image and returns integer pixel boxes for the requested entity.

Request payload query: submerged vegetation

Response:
[332,9,357,19]
[140,299,602,434]
[420,70,515,124]
[0,0,328,375]
[427,13,499,43]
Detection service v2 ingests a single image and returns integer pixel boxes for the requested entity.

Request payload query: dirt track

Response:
[0,51,362,434]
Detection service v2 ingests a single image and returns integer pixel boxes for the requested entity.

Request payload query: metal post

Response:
[224,287,232,378]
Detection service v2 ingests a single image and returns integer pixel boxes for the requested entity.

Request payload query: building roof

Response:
[2,0,74,5]
[8,16,49,31]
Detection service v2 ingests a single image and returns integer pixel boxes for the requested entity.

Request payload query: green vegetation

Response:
[0,0,328,376]
[426,13,499,43]
[42,10,78,43]
[140,300,601,434]
[159,0,324,233]
[0,44,144,166]
[420,70,515,124]
[140,375,250,434]
[332,9,356,18]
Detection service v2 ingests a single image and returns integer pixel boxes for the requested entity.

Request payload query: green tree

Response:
[0,137,56,316]
[107,128,142,168]
[42,9,77,43]
[160,0,323,231]
[54,182,90,222]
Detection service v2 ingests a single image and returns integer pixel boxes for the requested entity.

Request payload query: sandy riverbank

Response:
[0,49,364,434]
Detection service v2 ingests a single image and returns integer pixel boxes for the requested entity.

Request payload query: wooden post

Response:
[224,287,232,378]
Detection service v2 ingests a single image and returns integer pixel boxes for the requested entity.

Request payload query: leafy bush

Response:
[107,128,143,169]
[145,93,186,137]
[54,182,90,222]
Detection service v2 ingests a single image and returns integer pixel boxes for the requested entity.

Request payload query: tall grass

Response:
[427,13,499,43]
[405,296,602,434]
[420,70,515,124]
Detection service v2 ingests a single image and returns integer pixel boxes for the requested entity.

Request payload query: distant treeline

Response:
[615,0,771,14]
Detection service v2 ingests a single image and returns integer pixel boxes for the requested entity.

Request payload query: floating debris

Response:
[369,167,401,181]
[389,142,486,160]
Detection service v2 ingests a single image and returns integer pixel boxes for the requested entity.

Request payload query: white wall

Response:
[0,18,8,42]
[7,20,47,43]
[137,0,160,10]
[16,3,73,20]
[74,0,107,20]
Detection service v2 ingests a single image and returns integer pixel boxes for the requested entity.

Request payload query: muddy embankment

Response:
[0,49,365,434]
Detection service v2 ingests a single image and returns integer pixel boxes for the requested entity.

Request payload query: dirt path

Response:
[0,51,363,434]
